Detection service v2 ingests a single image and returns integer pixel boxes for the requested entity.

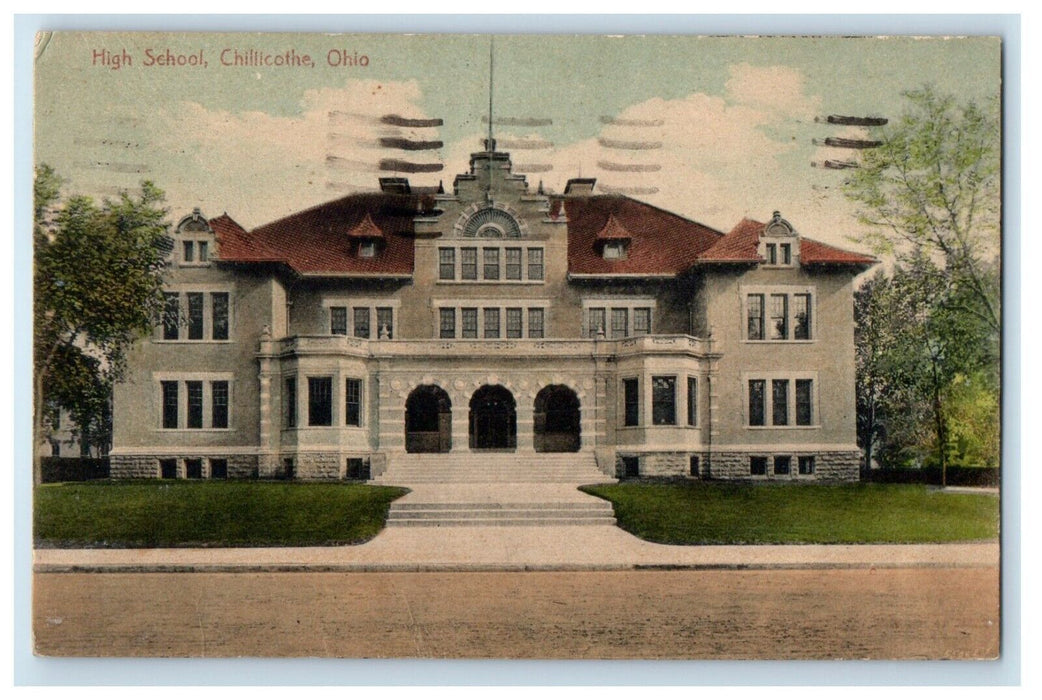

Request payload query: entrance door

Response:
[534,385,581,452]
[405,385,452,453]
[469,385,517,450]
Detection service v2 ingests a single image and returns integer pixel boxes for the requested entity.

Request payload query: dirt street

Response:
[33,568,999,659]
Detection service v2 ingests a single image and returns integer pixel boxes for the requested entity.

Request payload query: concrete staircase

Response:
[386,500,616,527]
[370,452,612,485]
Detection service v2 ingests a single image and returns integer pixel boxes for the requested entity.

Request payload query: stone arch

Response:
[405,384,452,453]
[534,385,581,453]
[469,384,517,450]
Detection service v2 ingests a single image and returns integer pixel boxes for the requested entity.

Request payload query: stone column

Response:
[515,393,535,453]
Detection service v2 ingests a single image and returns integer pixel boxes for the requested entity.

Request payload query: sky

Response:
[33,32,1001,249]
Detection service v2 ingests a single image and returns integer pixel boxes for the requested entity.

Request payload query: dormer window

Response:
[359,240,376,258]
[347,212,385,259]
[175,208,215,267]
[761,211,798,267]
[603,241,626,260]
[594,213,633,261]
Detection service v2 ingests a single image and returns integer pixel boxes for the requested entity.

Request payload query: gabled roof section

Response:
[215,193,418,276]
[595,214,633,242]
[697,217,876,268]
[566,195,723,276]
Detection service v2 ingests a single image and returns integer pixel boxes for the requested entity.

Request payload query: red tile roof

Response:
[595,214,634,241]
[345,212,385,239]
[697,217,876,267]
[565,196,724,276]
[214,194,417,276]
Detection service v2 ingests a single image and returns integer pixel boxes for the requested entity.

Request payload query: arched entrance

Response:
[469,385,517,450]
[534,385,581,452]
[405,385,452,453]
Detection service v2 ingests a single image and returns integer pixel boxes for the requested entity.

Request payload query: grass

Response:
[34,480,409,548]
[580,481,1000,545]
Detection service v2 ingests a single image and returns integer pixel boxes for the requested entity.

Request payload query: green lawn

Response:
[581,481,999,545]
[34,481,409,548]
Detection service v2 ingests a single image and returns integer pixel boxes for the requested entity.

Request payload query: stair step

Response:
[391,502,610,511]
[387,517,618,527]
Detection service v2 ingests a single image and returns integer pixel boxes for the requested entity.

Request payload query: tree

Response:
[33,166,171,482]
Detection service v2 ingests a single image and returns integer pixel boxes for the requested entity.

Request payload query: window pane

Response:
[285,377,297,428]
[484,308,500,338]
[506,308,522,338]
[183,240,194,262]
[750,456,767,475]
[187,293,204,340]
[345,378,362,427]
[633,308,651,335]
[770,294,788,340]
[483,248,500,280]
[528,308,544,339]
[749,380,765,426]
[774,456,791,475]
[308,377,333,426]
[687,377,697,426]
[330,306,347,335]
[793,294,811,340]
[377,307,393,339]
[439,247,455,280]
[439,308,456,338]
[772,379,789,426]
[796,379,813,426]
[765,243,776,265]
[211,380,228,429]
[185,459,202,479]
[353,307,371,339]
[163,293,180,340]
[798,456,815,475]
[624,378,639,427]
[161,381,178,429]
[359,241,376,258]
[198,241,209,262]
[461,247,478,280]
[588,308,606,338]
[528,248,544,280]
[210,459,228,479]
[505,248,522,280]
[780,243,791,265]
[747,294,764,340]
[186,381,203,429]
[211,292,229,340]
[652,376,676,425]
[611,308,628,339]
[461,308,478,338]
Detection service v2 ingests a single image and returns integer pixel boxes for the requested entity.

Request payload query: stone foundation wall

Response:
[110,455,158,479]
[616,452,706,478]
[707,450,860,482]
[293,452,342,481]
[110,454,260,479]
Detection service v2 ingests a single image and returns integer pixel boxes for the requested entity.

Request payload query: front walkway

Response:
[34,479,999,573]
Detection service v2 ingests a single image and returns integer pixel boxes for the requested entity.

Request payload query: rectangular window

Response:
[345,378,362,427]
[611,308,628,339]
[774,455,791,475]
[211,380,229,429]
[359,241,376,258]
[765,243,776,265]
[652,376,676,426]
[528,308,544,339]
[749,380,766,426]
[772,379,789,426]
[505,248,522,280]
[623,378,639,427]
[633,307,651,336]
[588,308,606,338]
[186,381,203,429]
[747,294,764,340]
[185,458,203,479]
[461,308,478,338]
[484,308,500,338]
[506,308,523,338]
[461,247,478,280]
[308,377,333,426]
[160,458,177,479]
[376,307,393,339]
[750,456,768,476]
[439,308,456,338]
[796,379,813,426]
[183,240,194,263]
[780,243,791,265]
[210,458,228,479]
[163,293,180,340]
[285,377,297,428]
[198,241,209,263]
[770,294,788,340]
[161,380,179,429]
[528,248,544,280]
[330,306,348,336]
[483,248,500,280]
[793,294,811,340]
[687,377,698,427]
[439,247,455,280]
[187,293,204,340]
[211,292,229,340]
[353,307,371,339]
[798,456,816,475]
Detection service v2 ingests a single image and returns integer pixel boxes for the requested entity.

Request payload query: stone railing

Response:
[260,333,714,359]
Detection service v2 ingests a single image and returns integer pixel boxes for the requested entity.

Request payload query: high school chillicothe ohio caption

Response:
[109,139,876,483]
